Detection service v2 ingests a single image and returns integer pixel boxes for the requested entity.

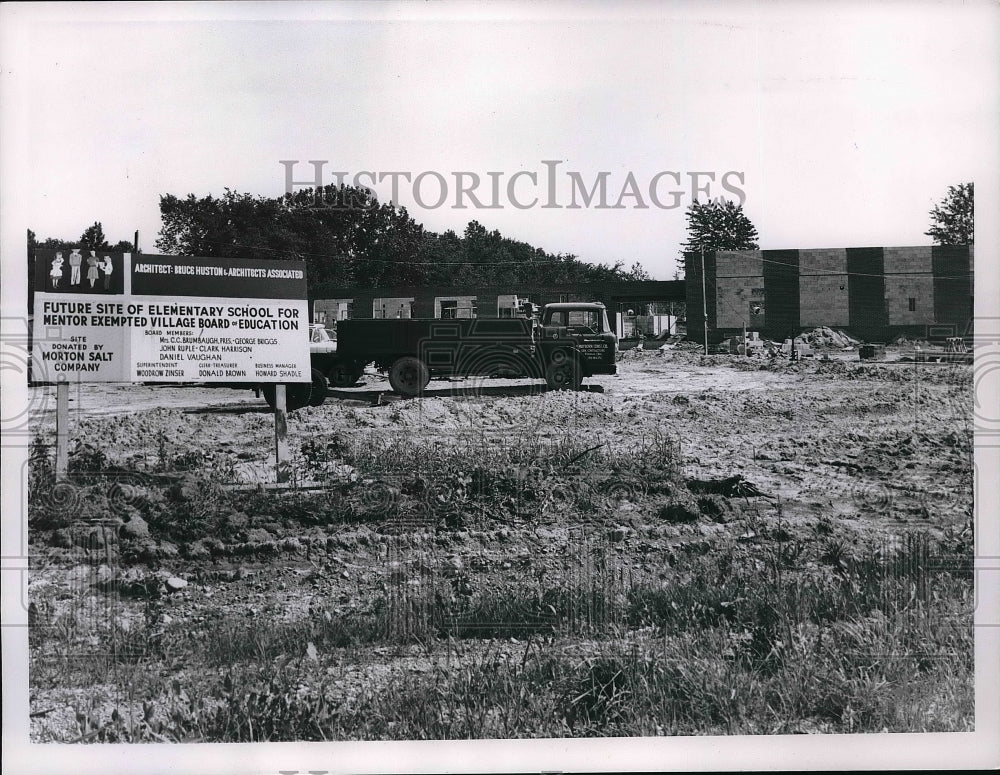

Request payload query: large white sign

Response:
[32,252,311,383]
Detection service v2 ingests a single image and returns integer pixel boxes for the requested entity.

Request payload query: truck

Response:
[261,302,618,409]
[258,323,336,411]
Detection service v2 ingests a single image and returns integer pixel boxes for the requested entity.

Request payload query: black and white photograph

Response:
[2,1,999,773]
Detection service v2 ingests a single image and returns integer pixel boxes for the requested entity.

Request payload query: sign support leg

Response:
[274,384,289,484]
[55,381,69,479]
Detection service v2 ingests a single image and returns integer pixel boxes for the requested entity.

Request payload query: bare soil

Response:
[26,348,974,740]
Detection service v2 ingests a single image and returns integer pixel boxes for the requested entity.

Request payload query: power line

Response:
[716,271,973,279]
[754,254,972,279]
[208,241,975,279]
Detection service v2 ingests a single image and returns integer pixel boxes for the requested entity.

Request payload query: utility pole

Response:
[700,245,709,355]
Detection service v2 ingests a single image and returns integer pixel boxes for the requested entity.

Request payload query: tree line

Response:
[154,185,652,297]
[28,180,971,299]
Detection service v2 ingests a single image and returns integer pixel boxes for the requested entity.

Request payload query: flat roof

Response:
[542,302,607,310]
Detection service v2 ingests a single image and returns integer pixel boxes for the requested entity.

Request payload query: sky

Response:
[3,1,998,279]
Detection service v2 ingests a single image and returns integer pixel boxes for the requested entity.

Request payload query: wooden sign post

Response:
[55,381,69,479]
[274,384,289,483]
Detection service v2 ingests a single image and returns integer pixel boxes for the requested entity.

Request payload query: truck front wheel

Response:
[262,382,313,411]
[328,361,361,388]
[308,369,329,406]
[545,354,582,391]
[388,356,429,397]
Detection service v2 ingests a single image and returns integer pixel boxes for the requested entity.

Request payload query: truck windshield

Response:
[547,309,603,333]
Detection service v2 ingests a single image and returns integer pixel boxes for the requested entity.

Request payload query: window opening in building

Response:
[908,297,916,312]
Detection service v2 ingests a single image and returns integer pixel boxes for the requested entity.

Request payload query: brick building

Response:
[685,245,974,344]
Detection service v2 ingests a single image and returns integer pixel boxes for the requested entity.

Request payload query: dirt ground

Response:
[26,347,974,740]
[28,347,971,516]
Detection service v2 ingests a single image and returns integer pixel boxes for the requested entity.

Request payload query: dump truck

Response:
[262,302,618,409]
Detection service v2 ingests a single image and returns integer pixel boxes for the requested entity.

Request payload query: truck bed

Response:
[337,317,538,376]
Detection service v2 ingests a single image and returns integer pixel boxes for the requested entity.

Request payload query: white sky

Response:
[3,1,998,278]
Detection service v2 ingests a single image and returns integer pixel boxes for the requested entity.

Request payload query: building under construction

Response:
[310,244,973,346]
[312,280,686,340]
[684,245,974,344]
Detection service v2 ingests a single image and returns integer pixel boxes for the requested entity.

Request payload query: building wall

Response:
[317,281,686,322]
[433,295,479,318]
[372,297,414,319]
[932,245,974,335]
[683,253,716,343]
[762,249,800,339]
[714,250,764,329]
[313,298,353,323]
[884,247,934,326]
[844,248,887,340]
[799,249,849,327]
[690,245,973,343]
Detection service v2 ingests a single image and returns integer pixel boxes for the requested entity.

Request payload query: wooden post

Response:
[700,246,709,356]
[55,381,69,479]
[274,384,290,484]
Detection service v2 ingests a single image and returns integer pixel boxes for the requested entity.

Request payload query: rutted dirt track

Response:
[27,349,974,740]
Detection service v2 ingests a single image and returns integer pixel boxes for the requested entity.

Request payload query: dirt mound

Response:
[800,327,861,349]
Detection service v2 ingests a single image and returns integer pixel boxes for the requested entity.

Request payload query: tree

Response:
[80,221,109,250]
[622,261,652,281]
[679,199,759,269]
[926,182,973,245]
[31,225,133,253]
[157,187,652,293]
[157,186,428,292]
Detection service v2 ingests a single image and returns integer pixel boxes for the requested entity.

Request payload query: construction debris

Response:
[686,474,768,498]
[799,327,861,349]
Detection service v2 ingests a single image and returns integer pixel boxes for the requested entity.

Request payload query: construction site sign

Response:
[31,251,310,383]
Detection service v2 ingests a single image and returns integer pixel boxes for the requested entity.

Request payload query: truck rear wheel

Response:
[545,353,582,391]
[388,356,429,397]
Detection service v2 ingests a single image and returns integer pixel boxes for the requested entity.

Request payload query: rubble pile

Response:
[657,337,703,352]
[889,333,933,348]
[800,327,861,349]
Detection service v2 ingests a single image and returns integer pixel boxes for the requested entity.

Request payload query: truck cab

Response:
[537,302,618,384]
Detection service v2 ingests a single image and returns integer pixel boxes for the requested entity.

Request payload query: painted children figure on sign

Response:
[86,252,100,288]
[101,255,114,290]
[50,253,64,290]
[68,249,83,285]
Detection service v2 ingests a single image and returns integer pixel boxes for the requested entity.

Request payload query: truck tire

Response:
[328,361,360,388]
[262,382,313,412]
[545,352,582,391]
[308,369,329,406]
[388,356,429,397]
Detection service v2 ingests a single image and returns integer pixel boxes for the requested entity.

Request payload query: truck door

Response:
[544,308,615,374]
